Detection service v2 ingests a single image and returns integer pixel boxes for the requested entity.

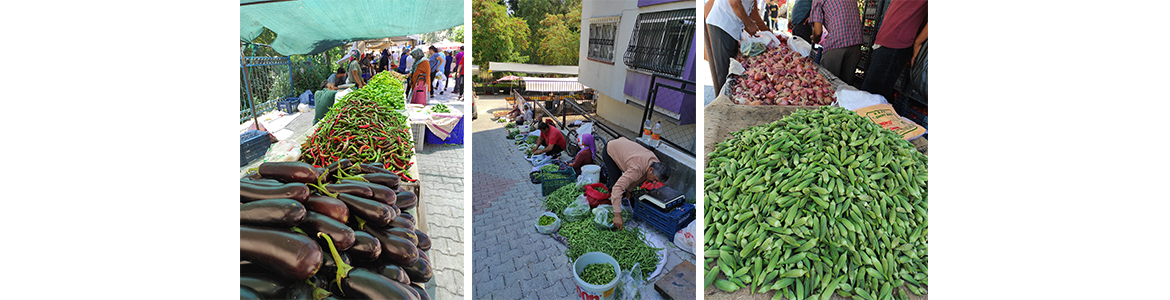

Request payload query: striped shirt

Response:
[808,0,863,50]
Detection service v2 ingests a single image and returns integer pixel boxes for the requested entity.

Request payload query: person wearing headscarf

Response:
[569,132,597,174]
[378,49,390,73]
[407,47,431,105]
[344,49,366,88]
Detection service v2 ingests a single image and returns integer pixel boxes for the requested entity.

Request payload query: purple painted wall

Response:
[623,72,696,125]
[638,0,690,7]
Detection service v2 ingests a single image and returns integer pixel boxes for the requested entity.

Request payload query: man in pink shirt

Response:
[861,0,927,101]
[601,137,670,230]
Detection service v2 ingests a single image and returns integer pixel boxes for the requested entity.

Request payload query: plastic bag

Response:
[535,212,561,234]
[739,31,781,57]
[673,220,697,255]
[576,174,593,189]
[592,205,614,229]
[564,195,591,222]
[787,35,813,57]
[834,86,889,111]
[615,262,647,300]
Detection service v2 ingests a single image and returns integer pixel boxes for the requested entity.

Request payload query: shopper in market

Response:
[531,119,567,158]
[320,67,347,90]
[428,46,445,98]
[705,0,772,95]
[788,0,813,44]
[601,137,671,230]
[766,0,779,31]
[860,0,927,102]
[378,49,391,73]
[407,47,431,105]
[397,48,413,74]
[809,0,863,84]
[454,46,465,96]
[344,49,366,89]
[568,132,596,175]
[444,50,455,93]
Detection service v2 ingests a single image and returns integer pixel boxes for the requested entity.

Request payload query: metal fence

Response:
[240,56,294,123]
[639,74,697,156]
[623,8,695,78]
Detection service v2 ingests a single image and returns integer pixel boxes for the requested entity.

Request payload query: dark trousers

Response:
[602,145,620,190]
[705,24,739,96]
[791,22,813,44]
[861,45,914,101]
[454,73,464,95]
[820,45,862,85]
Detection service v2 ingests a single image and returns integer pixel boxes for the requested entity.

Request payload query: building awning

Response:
[522,77,588,93]
[488,62,578,75]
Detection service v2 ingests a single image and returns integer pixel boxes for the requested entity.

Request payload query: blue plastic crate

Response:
[277,97,299,114]
[240,130,272,167]
[424,118,465,145]
[631,200,695,242]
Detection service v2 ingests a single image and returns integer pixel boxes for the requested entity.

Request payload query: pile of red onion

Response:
[731,46,835,106]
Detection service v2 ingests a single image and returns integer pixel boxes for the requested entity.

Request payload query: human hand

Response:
[613,213,623,230]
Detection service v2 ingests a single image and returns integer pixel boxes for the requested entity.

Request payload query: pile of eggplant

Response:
[241,160,432,300]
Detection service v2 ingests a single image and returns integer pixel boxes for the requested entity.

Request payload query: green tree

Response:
[534,11,581,65]
[473,0,531,67]
[510,0,581,62]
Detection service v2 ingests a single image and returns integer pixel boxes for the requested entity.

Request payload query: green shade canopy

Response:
[241,0,464,55]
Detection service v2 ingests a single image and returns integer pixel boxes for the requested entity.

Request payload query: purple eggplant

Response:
[300,212,356,251]
[304,195,348,224]
[258,161,320,184]
[347,231,382,263]
[337,268,420,300]
[388,216,415,232]
[241,180,310,203]
[241,286,263,300]
[361,173,401,191]
[325,183,374,199]
[395,190,417,210]
[240,226,323,281]
[336,193,396,228]
[398,212,415,225]
[401,248,433,283]
[410,283,430,300]
[374,264,412,285]
[415,229,432,252]
[240,272,291,298]
[386,227,418,246]
[339,179,396,205]
[241,199,307,227]
[364,227,419,267]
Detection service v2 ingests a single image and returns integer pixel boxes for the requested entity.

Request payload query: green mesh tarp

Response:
[241,0,464,56]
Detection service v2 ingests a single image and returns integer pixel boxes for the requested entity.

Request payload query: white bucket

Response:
[581,165,601,185]
[572,252,620,300]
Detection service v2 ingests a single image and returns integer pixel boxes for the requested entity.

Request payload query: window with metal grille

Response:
[623,9,695,77]
[588,17,620,63]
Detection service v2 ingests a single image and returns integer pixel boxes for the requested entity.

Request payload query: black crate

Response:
[240,130,272,167]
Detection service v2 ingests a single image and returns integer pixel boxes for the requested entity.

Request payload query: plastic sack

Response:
[787,35,813,57]
[673,220,697,255]
[592,205,614,229]
[298,90,314,104]
[834,86,889,111]
[615,262,647,300]
[535,212,561,234]
[576,174,593,189]
[564,195,591,222]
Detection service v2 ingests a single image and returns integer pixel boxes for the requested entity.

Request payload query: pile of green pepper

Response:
[538,215,556,226]
[581,263,617,286]
[704,106,928,299]
[300,96,416,182]
[543,184,583,219]
[339,72,406,111]
[559,219,661,278]
[429,103,450,113]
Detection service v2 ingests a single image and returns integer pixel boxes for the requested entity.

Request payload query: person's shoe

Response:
[440,91,444,95]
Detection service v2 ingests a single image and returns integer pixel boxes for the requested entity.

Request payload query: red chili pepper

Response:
[359,125,370,129]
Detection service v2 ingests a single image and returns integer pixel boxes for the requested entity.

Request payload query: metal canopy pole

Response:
[242,45,259,127]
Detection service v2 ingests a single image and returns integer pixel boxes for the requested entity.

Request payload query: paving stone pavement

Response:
[412,84,466,300]
[471,96,697,300]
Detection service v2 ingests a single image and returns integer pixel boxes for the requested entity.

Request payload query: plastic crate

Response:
[540,168,577,196]
[277,97,299,114]
[631,201,695,242]
[424,117,465,145]
[240,130,272,167]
